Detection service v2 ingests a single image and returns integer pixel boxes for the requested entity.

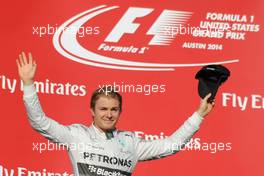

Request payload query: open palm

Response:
[16,52,37,85]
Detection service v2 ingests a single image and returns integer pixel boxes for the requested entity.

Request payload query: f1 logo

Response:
[105,7,193,45]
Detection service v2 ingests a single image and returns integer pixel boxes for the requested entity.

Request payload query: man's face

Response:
[90,96,121,132]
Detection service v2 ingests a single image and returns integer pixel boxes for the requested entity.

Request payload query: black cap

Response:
[195,65,230,101]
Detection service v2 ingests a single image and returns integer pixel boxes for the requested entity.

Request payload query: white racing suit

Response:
[23,84,203,176]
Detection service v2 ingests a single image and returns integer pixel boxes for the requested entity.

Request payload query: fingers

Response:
[16,58,21,68]
[204,93,212,101]
[197,93,216,118]
[33,60,37,72]
[33,60,37,67]
[17,52,35,66]
[28,52,33,65]
[203,93,216,105]
[18,54,24,67]
[22,52,28,65]
[211,100,215,107]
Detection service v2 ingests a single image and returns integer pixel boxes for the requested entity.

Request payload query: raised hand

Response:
[196,93,215,118]
[16,52,37,85]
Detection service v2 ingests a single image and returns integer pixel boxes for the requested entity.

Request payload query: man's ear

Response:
[90,108,95,117]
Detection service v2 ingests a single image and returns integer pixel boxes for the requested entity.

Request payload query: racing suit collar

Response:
[91,123,117,140]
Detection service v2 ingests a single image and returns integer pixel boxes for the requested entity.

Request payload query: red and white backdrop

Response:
[0,0,263,175]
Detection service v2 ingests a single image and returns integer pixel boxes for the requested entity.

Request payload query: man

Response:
[17,52,214,176]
